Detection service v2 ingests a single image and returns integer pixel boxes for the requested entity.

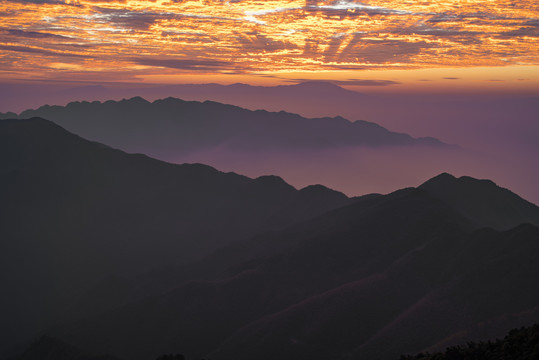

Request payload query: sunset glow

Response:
[1,0,538,86]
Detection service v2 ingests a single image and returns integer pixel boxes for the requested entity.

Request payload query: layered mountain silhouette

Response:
[0,118,352,356]
[3,81,538,207]
[46,190,539,360]
[2,118,538,360]
[1,96,446,161]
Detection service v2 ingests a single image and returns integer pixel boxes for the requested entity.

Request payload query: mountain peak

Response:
[122,96,150,104]
[419,173,539,230]
[298,184,349,203]
[1,116,67,131]
[421,173,500,191]
[420,172,457,187]
[254,175,295,190]
[227,82,252,88]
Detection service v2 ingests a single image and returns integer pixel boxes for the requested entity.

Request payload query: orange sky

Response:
[1,0,538,90]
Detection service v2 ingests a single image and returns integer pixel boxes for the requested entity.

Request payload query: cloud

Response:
[501,27,539,38]
[337,79,400,86]
[323,35,346,62]
[132,57,235,71]
[5,0,80,5]
[1,28,72,39]
[322,64,367,70]
[91,8,169,30]
[2,0,538,73]
[336,36,435,64]
[245,7,300,17]
[426,12,514,23]
[160,29,213,43]
[0,44,88,57]
[237,32,296,52]
[89,8,237,32]
[237,1,421,27]
[243,15,266,25]
[395,26,484,38]
[311,0,416,16]
[290,78,400,86]
[443,77,460,80]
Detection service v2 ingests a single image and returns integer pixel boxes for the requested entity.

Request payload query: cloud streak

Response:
[0,44,88,57]
[133,57,237,71]
[1,28,73,39]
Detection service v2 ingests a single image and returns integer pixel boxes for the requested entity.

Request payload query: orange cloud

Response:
[0,0,537,83]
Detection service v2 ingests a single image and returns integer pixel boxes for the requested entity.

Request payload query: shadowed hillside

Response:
[45,188,539,360]
[0,118,351,356]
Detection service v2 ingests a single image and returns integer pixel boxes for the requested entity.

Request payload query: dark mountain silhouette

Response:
[44,186,539,360]
[6,96,447,161]
[0,118,352,356]
[400,323,539,360]
[3,118,539,360]
[419,173,539,230]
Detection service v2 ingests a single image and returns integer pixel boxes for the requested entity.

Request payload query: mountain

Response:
[419,173,539,230]
[43,181,539,360]
[3,81,537,207]
[0,118,352,356]
[6,96,447,160]
[0,81,371,117]
[3,118,539,360]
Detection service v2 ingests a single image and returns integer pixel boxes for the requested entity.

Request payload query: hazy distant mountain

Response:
[0,118,352,356]
[4,97,446,161]
[0,81,373,117]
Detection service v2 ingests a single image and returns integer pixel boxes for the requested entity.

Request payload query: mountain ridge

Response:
[419,172,539,230]
[2,96,451,161]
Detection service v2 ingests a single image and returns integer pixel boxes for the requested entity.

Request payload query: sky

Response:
[1,0,539,91]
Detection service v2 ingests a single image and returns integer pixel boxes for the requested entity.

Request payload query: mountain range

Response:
[4,89,538,209]
[0,96,446,160]
[1,81,536,151]
[2,117,539,360]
